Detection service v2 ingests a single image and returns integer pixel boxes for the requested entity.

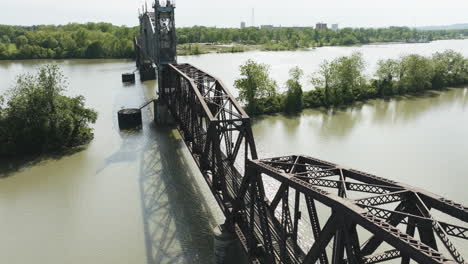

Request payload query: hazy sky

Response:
[1,0,467,28]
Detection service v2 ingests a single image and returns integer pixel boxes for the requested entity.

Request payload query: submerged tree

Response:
[311,60,335,106]
[311,52,366,106]
[399,54,435,93]
[432,50,467,88]
[375,58,401,96]
[284,66,304,113]
[234,59,278,114]
[0,64,98,157]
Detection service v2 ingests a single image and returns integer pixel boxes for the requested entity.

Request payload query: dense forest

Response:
[234,50,468,115]
[0,23,138,59]
[0,23,467,59]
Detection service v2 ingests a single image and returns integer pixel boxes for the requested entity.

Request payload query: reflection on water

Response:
[252,87,468,204]
[253,87,468,261]
[372,90,468,124]
[254,88,468,142]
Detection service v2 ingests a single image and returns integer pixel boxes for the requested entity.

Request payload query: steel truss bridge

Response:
[136,1,468,263]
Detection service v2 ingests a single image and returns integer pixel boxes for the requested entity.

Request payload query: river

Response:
[0,39,467,263]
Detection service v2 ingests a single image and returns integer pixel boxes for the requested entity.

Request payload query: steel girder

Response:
[159,63,468,264]
[242,155,468,264]
[160,63,258,216]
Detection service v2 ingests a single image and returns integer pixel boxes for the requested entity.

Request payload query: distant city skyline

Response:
[0,0,467,28]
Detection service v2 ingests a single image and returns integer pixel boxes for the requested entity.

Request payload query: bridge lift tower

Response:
[135,0,177,85]
[135,0,177,123]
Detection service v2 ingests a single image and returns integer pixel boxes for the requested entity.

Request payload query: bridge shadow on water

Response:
[137,120,223,264]
[251,87,468,142]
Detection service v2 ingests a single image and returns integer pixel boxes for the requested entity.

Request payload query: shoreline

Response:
[177,38,467,56]
[1,38,466,61]
[251,86,468,119]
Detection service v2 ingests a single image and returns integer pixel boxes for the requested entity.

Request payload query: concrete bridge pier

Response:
[139,62,156,81]
[213,224,238,264]
[154,99,173,125]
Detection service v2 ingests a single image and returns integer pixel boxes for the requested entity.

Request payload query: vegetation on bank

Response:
[234,50,468,115]
[0,23,468,59]
[177,43,249,56]
[0,65,98,157]
[0,23,137,59]
[177,26,468,51]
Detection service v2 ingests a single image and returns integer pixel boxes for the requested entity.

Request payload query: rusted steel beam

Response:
[252,157,463,264]
[160,62,467,264]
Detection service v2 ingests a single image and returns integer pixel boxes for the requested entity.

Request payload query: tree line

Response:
[0,23,467,59]
[0,23,138,60]
[234,50,468,115]
[177,26,468,50]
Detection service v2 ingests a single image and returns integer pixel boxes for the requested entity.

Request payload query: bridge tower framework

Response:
[135,0,177,84]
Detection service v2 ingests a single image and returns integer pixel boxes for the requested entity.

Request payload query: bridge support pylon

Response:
[213,224,238,264]
[139,62,156,81]
[154,99,173,125]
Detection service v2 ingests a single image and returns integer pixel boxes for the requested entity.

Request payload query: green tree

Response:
[0,43,8,59]
[85,41,105,58]
[432,50,466,88]
[464,58,468,84]
[15,35,28,48]
[0,64,98,157]
[334,52,366,103]
[399,54,434,92]
[1,35,11,44]
[311,53,366,105]
[284,66,304,113]
[341,34,358,45]
[311,60,335,105]
[375,59,401,95]
[234,59,278,114]
[303,88,325,108]
[43,36,59,49]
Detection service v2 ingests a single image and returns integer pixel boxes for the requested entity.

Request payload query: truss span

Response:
[158,63,468,264]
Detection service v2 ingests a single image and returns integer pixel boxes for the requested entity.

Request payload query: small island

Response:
[0,64,97,158]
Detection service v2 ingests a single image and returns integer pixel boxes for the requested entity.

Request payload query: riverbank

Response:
[176,38,468,56]
[177,43,258,55]
[1,23,467,60]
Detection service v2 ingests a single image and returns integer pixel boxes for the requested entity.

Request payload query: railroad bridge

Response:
[133,1,468,263]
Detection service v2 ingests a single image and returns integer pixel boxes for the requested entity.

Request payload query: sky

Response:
[0,0,467,28]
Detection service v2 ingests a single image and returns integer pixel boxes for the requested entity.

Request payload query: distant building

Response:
[316,23,328,30]
[241,21,246,29]
[261,25,274,29]
[332,24,339,31]
[292,26,313,30]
